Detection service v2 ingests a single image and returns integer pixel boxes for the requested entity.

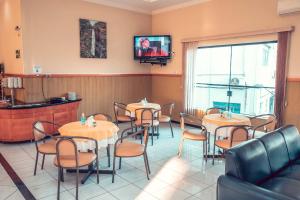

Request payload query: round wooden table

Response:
[203,113,251,137]
[126,102,161,118]
[58,120,119,184]
[58,120,119,151]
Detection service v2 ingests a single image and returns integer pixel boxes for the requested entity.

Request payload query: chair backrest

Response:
[33,121,46,141]
[113,102,127,116]
[162,103,175,117]
[136,108,160,126]
[118,128,149,153]
[91,113,112,122]
[206,107,224,115]
[250,114,277,133]
[180,112,202,130]
[230,126,249,147]
[56,137,78,168]
[33,121,56,142]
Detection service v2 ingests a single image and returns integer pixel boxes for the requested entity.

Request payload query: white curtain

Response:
[183,42,199,114]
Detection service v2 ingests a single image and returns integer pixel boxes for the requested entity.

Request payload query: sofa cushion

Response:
[279,125,300,162]
[260,177,300,200]
[259,131,289,173]
[277,164,300,181]
[225,139,272,184]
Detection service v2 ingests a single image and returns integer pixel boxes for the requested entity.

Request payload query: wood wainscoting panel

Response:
[21,75,152,119]
[151,75,183,122]
[284,81,300,129]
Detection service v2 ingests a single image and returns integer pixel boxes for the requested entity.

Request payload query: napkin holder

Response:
[140,98,148,106]
[86,116,96,127]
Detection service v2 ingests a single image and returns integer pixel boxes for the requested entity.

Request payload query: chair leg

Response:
[57,167,61,200]
[112,156,116,183]
[151,126,154,146]
[41,154,45,170]
[208,132,211,153]
[34,151,39,176]
[178,137,184,157]
[96,157,99,184]
[205,141,208,162]
[157,126,159,139]
[60,168,64,182]
[140,127,143,144]
[143,154,150,180]
[106,145,110,167]
[130,120,134,133]
[145,152,151,174]
[169,121,174,138]
[76,168,79,200]
[212,143,216,165]
[119,157,122,169]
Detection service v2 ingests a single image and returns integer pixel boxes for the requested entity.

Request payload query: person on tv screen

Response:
[137,38,168,57]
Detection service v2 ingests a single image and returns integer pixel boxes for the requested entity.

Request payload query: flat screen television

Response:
[134,35,172,60]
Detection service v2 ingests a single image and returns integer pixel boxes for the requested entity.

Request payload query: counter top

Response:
[0,99,81,110]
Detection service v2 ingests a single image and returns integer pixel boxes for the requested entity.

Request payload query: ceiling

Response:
[83,0,210,14]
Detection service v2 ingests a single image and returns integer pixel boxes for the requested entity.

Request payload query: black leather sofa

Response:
[217,125,300,200]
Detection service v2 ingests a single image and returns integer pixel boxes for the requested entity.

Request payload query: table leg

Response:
[66,163,114,184]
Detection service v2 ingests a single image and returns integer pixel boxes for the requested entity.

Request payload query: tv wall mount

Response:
[139,58,168,66]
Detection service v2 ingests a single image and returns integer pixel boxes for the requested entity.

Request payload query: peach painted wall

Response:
[0,0,24,74]
[151,0,300,77]
[20,0,152,74]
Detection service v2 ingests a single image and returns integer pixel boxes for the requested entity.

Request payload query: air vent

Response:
[278,0,300,15]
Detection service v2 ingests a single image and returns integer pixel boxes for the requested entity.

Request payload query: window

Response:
[193,41,277,115]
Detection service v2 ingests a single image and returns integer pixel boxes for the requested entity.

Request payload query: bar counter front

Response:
[0,100,81,142]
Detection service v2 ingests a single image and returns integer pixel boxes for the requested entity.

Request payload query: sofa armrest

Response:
[217,175,294,200]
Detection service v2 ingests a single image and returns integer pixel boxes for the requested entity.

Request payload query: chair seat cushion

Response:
[38,139,57,154]
[117,115,132,122]
[215,139,243,150]
[183,129,206,141]
[135,119,159,127]
[159,115,171,122]
[115,141,144,157]
[54,152,96,168]
[260,177,300,200]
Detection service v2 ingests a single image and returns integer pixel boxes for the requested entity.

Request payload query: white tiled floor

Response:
[0,123,225,200]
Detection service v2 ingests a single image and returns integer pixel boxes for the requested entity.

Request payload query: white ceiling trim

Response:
[83,0,152,14]
[83,0,210,15]
[152,0,211,14]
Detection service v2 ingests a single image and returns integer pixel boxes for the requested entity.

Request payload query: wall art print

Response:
[80,18,107,58]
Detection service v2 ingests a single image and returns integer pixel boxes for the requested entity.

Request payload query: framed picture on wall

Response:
[80,18,107,58]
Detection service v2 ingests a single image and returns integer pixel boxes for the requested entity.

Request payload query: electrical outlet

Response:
[33,65,42,74]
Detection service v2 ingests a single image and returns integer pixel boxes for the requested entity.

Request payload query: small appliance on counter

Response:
[67,92,77,101]
[49,97,66,104]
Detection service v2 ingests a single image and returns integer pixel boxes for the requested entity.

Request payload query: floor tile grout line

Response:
[4,188,18,200]
[0,153,37,200]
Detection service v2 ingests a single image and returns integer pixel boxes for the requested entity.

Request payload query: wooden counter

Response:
[0,100,80,142]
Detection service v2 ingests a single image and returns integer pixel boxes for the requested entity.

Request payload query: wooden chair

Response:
[112,127,150,183]
[55,136,99,200]
[178,113,208,161]
[113,102,133,126]
[206,107,225,115]
[212,125,249,165]
[90,113,112,122]
[135,108,160,146]
[32,121,60,175]
[159,103,175,138]
[249,114,277,138]
[88,113,113,167]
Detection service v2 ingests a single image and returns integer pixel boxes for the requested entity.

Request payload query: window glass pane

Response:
[195,46,231,84]
[193,42,277,115]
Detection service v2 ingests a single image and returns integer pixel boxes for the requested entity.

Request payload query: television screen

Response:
[134,35,171,59]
